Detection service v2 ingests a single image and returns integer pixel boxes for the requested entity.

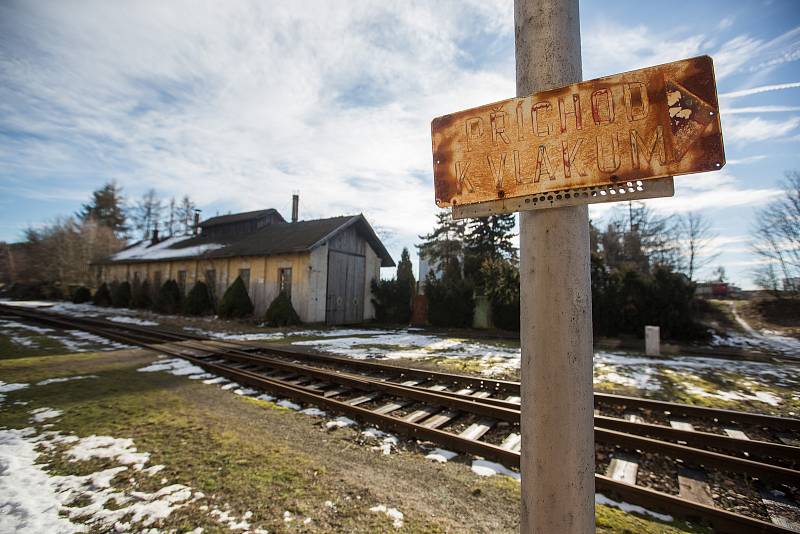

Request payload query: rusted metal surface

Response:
[431,55,724,208]
[452,176,674,219]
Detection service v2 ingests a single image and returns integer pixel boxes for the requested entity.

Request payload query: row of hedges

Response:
[67,276,299,324]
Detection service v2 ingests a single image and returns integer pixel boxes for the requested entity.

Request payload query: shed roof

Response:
[96,214,394,267]
[199,208,284,228]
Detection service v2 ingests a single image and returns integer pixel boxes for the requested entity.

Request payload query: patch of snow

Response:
[220,382,240,390]
[277,400,301,410]
[682,383,782,406]
[30,407,63,423]
[234,388,258,396]
[470,459,521,480]
[66,435,150,470]
[202,377,228,385]
[0,381,29,393]
[137,358,205,377]
[256,393,275,402]
[325,416,356,430]
[300,407,326,416]
[0,319,54,334]
[0,427,199,533]
[425,448,458,463]
[283,510,293,523]
[0,427,84,533]
[596,493,674,522]
[369,504,404,529]
[37,375,98,386]
[107,316,159,326]
[110,236,225,261]
[188,373,214,380]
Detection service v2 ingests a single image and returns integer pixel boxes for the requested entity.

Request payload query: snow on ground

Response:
[0,425,202,533]
[596,493,674,522]
[711,303,800,357]
[30,407,63,423]
[293,331,521,374]
[66,435,150,469]
[138,358,205,376]
[369,504,404,529]
[0,319,54,335]
[37,375,97,386]
[470,459,521,480]
[425,448,458,463]
[107,316,159,326]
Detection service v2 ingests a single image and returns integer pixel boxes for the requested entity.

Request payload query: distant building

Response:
[94,205,394,325]
[695,281,741,299]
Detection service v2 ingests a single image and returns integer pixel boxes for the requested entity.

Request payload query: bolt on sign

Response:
[431,56,725,215]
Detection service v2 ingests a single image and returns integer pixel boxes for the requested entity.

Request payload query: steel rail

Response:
[6,303,799,432]
[3,304,800,466]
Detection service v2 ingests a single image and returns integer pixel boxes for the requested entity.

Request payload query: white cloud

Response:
[721,115,800,143]
[726,155,768,165]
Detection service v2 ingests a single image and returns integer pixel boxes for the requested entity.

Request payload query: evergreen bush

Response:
[92,283,112,306]
[264,291,300,326]
[218,276,253,319]
[183,281,214,316]
[72,286,92,304]
[130,280,152,309]
[424,261,474,328]
[112,281,131,308]
[154,280,182,314]
[481,258,520,331]
[371,247,415,324]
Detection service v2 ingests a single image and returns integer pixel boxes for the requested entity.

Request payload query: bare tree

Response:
[607,202,683,272]
[177,195,196,235]
[752,171,800,294]
[131,189,163,239]
[680,212,718,281]
[166,197,177,236]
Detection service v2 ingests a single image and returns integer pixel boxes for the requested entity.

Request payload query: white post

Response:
[515,1,595,533]
[645,326,661,356]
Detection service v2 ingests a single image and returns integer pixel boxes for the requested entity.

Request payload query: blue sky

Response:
[0,0,798,288]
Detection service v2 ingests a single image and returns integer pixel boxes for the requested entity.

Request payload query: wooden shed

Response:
[94,208,394,324]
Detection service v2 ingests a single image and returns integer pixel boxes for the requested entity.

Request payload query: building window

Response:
[177,270,187,293]
[238,268,250,289]
[279,267,292,298]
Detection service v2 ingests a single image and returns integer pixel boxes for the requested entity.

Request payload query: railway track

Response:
[3,302,800,533]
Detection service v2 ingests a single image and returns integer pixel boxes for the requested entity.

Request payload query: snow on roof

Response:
[110,236,225,261]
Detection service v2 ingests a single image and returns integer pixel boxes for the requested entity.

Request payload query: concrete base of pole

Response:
[515,0,595,532]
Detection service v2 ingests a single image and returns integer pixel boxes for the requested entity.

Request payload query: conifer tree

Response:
[464,214,517,289]
[417,211,466,276]
[78,182,128,237]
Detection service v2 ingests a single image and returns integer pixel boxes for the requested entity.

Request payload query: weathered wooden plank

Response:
[678,467,715,507]
[459,419,495,441]
[501,433,522,453]
[606,458,638,485]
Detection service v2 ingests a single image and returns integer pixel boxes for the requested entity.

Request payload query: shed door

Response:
[326,250,365,325]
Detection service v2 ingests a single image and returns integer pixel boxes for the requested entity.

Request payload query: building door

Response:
[326,250,365,325]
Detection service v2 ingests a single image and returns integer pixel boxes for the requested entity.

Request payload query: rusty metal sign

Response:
[431,56,724,210]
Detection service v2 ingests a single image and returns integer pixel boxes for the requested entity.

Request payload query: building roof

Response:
[199,208,284,228]
[96,214,394,267]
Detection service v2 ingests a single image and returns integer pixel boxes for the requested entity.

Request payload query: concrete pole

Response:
[515,1,595,533]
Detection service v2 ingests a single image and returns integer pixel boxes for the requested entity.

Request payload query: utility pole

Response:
[515,1,595,532]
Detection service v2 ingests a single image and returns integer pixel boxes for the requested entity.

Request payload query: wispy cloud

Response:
[720,81,800,99]
[721,115,800,143]
[722,105,800,114]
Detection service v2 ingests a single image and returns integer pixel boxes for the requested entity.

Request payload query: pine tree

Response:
[396,247,415,293]
[464,214,517,289]
[417,211,466,276]
[78,182,128,237]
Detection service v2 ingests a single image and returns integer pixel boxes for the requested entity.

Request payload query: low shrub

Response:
[112,281,131,308]
[264,291,300,326]
[92,283,112,307]
[218,276,253,319]
[183,281,214,316]
[154,280,182,314]
[130,280,152,309]
[72,286,92,304]
[371,279,412,324]
[424,264,474,328]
